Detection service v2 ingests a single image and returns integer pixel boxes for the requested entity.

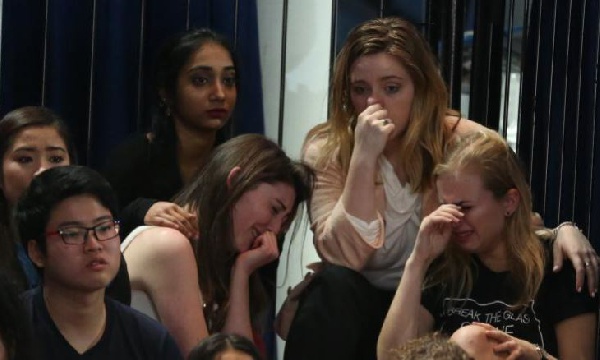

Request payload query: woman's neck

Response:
[43,284,107,354]
[383,138,408,185]
[477,242,509,272]
[173,121,218,184]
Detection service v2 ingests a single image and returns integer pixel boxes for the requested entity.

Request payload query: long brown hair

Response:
[173,134,313,331]
[307,17,455,192]
[427,130,545,308]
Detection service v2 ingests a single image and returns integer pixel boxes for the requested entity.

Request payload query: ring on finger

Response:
[584,261,591,268]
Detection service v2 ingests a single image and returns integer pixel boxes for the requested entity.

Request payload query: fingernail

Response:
[577,286,582,293]
[593,290,597,298]
[552,266,559,272]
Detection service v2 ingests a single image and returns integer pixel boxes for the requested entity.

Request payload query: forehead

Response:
[436,170,487,202]
[184,42,234,70]
[47,194,112,225]
[349,52,409,80]
[217,349,253,360]
[249,182,295,206]
[7,126,66,150]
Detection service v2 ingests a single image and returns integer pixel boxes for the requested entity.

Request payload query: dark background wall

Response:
[0,0,264,168]
[333,0,600,250]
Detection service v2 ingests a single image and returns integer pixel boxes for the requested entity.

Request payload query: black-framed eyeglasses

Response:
[45,220,120,245]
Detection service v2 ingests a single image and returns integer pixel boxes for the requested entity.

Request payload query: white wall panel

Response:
[257,1,333,358]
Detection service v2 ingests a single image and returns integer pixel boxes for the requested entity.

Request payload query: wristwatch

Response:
[535,345,549,360]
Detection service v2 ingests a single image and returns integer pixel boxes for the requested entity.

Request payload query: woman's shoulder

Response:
[112,132,152,152]
[104,133,153,170]
[125,226,194,264]
[302,123,339,165]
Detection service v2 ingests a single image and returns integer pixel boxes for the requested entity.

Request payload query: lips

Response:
[206,109,229,119]
[87,257,108,271]
[452,229,474,243]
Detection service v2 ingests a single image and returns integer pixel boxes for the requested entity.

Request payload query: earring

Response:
[342,92,351,113]
[160,98,172,118]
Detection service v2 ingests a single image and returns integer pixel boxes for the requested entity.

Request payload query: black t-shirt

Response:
[421,243,597,357]
[23,287,183,360]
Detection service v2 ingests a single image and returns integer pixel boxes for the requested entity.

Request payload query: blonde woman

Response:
[283,16,598,360]
[378,130,597,360]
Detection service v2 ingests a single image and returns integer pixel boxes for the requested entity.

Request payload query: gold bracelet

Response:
[552,221,580,239]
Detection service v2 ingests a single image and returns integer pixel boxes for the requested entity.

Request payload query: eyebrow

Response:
[188,65,236,73]
[56,215,113,228]
[380,75,404,81]
[12,146,67,153]
[439,200,468,208]
[350,75,405,84]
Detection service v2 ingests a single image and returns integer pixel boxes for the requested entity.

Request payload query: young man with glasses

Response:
[15,165,183,359]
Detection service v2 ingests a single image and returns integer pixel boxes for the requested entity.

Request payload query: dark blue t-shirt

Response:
[23,287,183,360]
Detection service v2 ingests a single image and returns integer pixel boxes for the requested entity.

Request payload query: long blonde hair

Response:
[427,130,545,308]
[307,17,455,192]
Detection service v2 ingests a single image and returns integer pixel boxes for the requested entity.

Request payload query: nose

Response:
[210,80,226,100]
[267,217,284,235]
[367,89,384,106]
[451,217,464,228]
[83,230,102,251]
[34,159,51,176]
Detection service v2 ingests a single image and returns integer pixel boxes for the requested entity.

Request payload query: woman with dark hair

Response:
[0,270,34,360]
[121,134,313,356]
[104,28,238,238]
[188,333,262,360]
[0,106,75,290]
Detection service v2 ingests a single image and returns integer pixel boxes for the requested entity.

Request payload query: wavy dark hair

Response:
[173,134,313,332]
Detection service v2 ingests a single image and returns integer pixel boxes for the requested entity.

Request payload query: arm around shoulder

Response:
[447,116,487,138]
[124,227,209,356]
